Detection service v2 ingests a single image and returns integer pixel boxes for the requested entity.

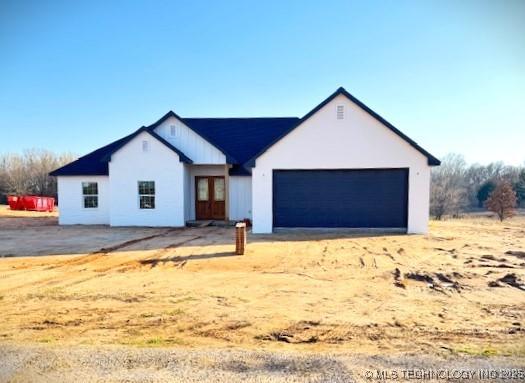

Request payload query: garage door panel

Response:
[273,169,408,228]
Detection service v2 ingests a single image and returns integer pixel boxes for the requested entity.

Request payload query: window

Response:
[82,182,98,208]
[170,124,177,136]
[336,105,344,119]
[197,178,209,201]
[142,140,149,152]
[214,178,225,201]
[138,181,155,209]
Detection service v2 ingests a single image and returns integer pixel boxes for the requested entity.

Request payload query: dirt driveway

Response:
[0,206,524,380]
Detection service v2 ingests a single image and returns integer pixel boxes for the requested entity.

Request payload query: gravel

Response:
[1,344,523,383]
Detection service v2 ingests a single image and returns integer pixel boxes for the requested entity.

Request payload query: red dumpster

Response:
[7,195,55,212]
[21,196,37,210]
[7,196,22,210]
[37,197,55,212]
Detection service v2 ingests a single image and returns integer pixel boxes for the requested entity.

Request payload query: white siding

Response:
[57,176,110,225]
[183,165,191,221]
[252,94,431,234]
[229,176,252,221]
[109,131,185,227]
[154,116,226,164]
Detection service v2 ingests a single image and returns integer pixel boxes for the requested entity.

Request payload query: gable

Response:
[50,128,191,177]
[248,87,440,167]
[151,115,228,164]
[151,114,300,167]
[254,94,434,169]
[109,128,192,165]
[110,131,185,165]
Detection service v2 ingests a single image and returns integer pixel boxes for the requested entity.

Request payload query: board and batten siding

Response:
[57,176,110,225]
[229,176,252,221]
[108,131,185,227]
[252,94,431,234]
[153,116,226,164]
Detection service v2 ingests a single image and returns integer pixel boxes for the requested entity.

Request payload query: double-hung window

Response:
[82,182,98,208]
[138,181,155,209]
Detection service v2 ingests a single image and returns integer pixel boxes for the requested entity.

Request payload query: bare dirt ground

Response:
[0,205,524,381]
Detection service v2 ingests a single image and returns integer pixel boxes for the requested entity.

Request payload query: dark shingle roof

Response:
[50,127,192,176]
[51,117,299,176]
[50,87,440,176]
[49,134,133,176]
[181,117,299,165]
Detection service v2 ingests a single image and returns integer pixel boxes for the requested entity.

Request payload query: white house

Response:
[51,87,440,233]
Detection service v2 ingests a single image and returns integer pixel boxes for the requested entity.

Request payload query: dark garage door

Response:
[273,169,408,228]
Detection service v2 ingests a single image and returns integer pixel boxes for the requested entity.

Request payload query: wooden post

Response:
[235,222,246,255]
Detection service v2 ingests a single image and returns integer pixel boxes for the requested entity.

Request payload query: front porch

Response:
[185,164,231,222]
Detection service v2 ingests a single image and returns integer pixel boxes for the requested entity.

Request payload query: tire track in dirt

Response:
[54,229,180,268]
[107,227,226,272]
[41,230,214,289]
[91,234,206,273]
[0,229,194,292]
[0,229,178,281]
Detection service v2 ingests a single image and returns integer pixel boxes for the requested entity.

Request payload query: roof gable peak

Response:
[246,87,440,167]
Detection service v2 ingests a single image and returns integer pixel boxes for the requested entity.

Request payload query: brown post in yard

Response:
[235,222,246,255]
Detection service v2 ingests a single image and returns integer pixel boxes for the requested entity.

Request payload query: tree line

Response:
[0,149,77,203]
[430,153,525,219]
[0,149,523,219]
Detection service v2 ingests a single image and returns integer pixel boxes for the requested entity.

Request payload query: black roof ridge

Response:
[76,133,134,161]
[99,126,192,163]
[148,111,237,163]
[147,129,193,164]
[49,133,135,176]
[182,117,300,120]
[98,126,193,164]
[246,87,441,167]
[50,87,440,177]
[49,126,192,176]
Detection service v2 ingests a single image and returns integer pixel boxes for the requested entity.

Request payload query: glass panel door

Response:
[214,178,225,201]
[197,178,209,201]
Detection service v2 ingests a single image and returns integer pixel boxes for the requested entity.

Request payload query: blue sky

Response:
[1,0,523,165]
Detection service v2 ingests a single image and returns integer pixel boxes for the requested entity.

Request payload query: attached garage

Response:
[273,169,408,229]
[250,87,440,234]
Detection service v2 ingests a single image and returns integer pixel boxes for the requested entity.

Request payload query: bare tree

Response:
[430,153,468,219]
[485,181,517,221]
[0,154,29,194]
[0,149,76,202]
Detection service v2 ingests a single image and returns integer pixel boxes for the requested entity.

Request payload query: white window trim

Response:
[81,182,98,209]
[138,181,155,210]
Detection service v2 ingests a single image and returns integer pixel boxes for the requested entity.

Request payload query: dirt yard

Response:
[0,205,524,380]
